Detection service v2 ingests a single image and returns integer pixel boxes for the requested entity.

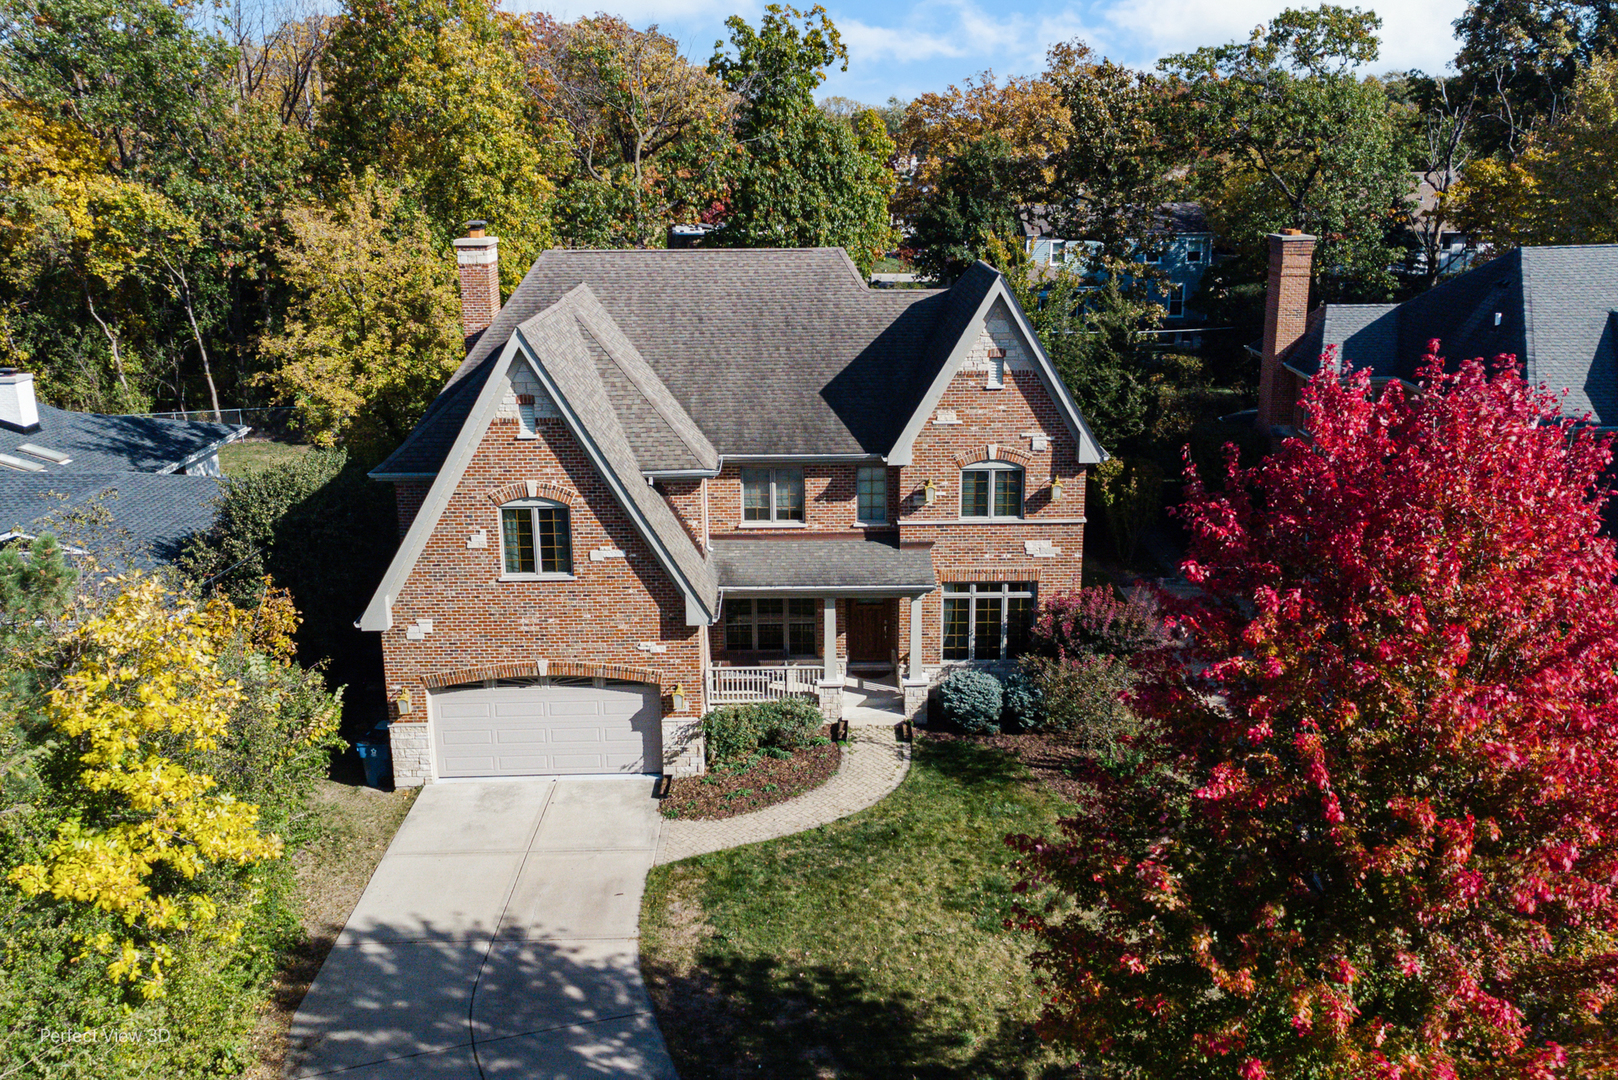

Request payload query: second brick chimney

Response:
[1256,229,1316,434]
[453,220,500,347]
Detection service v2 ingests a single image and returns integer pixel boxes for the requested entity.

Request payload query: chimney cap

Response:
[464,220,487,237]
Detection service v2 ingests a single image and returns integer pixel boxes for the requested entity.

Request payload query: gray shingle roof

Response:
[375,248,962,476]
[1283,245,1618,425]
[0,471,220,567]
[711,536,935,591]
[516,286,718,615]
[0,405,244,474]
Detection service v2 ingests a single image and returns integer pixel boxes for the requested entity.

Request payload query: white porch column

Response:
[822,596,838,682]
[908,594,925,681]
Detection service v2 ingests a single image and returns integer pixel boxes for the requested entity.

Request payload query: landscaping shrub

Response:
[1000,665,1045,732]
[1027,654,1144,763]
[702,698,825,766]
[937,669,1003,735]
[1029,586,1167,659]
[752,697,823,752]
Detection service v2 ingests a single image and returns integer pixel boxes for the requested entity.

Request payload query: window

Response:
[1186,247,1204,263]
[960,462,1023,519]
[942,582,1035,660]
[501,501,572,576]
[724,598,817,656]
[857,466,887,523]
[742,467,805,523]
[1166,283,1185,318]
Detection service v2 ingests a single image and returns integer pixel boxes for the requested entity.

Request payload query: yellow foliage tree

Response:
[256,177,463,453]
[8,577,287,998]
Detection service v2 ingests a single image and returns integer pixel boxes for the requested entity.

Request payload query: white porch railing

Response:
[705,664,821,706]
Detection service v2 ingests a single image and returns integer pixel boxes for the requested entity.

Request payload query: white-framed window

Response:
[1186,246,1204,263]
[724,598,818,656]
[1166,283,1185,318]
[943,581,1035,660]
[857,465,887,523]
[960,461,1023,519]
[500,499,573,576]
[741,467,805,522]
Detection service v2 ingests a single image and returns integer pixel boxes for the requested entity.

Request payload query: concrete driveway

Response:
[287,778,676,1079]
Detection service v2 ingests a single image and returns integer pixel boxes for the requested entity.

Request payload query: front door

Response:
[847,600,892,666]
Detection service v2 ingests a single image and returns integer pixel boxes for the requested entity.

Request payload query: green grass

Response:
[219,440,312,477]
[640,737,1073,1080]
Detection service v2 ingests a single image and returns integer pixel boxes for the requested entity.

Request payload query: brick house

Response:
[360,228,1106,785]
[1256,233,1618,434]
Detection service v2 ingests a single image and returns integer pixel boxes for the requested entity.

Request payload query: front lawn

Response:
[640,735,1074,1079]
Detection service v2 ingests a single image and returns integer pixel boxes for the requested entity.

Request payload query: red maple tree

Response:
[1010,348,1618,1078]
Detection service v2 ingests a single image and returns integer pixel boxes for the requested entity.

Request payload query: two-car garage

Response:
[430,678,663,778]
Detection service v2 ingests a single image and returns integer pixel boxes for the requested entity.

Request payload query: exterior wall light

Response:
[671,683,687,712]
[1050,477,1064,500]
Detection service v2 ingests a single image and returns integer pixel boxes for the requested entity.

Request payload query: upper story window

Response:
[960,462,1023,519]
[1186,246,1204,263]
[501,499,573,577]
[742,467,805,523]
[857,466,887,524]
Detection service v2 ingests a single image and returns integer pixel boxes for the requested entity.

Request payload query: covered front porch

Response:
[705,536,936,723]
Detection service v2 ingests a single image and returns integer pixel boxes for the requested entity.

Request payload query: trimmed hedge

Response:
[702,697,824,766]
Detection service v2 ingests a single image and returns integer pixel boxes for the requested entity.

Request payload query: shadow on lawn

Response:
[646,950,1072,1080]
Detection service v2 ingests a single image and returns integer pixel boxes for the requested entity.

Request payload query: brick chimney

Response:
[1256,229,1316,434]
[452,220,500,347]
[0,369,41,433]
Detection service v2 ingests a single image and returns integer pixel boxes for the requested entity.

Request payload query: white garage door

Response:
[431,680,662,778]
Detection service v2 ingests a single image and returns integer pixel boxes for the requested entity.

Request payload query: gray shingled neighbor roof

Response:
[0,471,221,567]
[374,248,962,476]
[711,537,936,591]
[516,286,718,615]
[1283,245,1618,425]
[0,404,244,474]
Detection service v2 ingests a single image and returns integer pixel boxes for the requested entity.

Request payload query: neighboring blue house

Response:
[1023,202,1216,345]
[0,369,248,566]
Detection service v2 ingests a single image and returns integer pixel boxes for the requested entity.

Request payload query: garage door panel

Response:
[430,682,660,777]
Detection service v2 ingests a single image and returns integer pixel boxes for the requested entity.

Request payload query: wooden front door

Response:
[847,600,892,665]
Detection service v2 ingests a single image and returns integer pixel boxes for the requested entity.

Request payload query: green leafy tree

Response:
[318,0,561,286]
[706,4,897,274]
[908,134,1023,284]
[256,178,462,455]
[524,14,737,248]
[1161,5,1409,300]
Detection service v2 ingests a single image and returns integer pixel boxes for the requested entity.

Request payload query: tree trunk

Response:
[84,289,131,395]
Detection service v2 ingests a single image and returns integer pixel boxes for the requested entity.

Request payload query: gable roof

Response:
[1283,245,1618,425]
[0,405,244,475]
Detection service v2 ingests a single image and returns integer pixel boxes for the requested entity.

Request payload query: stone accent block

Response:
[661,718,705,778]
[388,721,433,788]
[902,679,930,726]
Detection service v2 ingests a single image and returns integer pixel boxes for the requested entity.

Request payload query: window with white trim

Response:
[857,465,887,523]
[741,467,805,522]
[1166,283,1185,318]
[942,582,1035,660]
[960,461,1023,519]
[500,500,572,576]
[723,598,818,656]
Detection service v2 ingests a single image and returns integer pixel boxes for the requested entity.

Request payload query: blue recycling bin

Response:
[354,724,393,789]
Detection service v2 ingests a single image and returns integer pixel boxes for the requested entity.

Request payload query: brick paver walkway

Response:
[654,724,911,865]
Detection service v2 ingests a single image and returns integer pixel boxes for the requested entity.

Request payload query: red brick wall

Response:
[706,462,898,534]
[380,413,705,755]
[1258,232,1316,431]
[394,480,430,539]
[657,477,707,553]
[896,304,1087,668]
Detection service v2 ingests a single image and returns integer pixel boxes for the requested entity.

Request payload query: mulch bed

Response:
[660,733,841,820]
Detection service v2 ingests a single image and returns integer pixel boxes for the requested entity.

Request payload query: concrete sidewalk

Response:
[286,779,676,1079]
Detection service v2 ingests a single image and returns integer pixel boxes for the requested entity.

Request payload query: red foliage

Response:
[1009,349,1618,1078]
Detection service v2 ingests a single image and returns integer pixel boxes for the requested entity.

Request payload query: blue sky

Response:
[516,0,1470,104]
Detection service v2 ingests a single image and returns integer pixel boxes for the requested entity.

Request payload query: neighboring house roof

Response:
[1282,245,1618,426]
[0,471,221,567]
[0,404,244,474]
[711,537,936,592]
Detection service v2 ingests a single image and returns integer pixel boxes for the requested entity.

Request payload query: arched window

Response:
[959,461,1023,519]
[500,498,573,577]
